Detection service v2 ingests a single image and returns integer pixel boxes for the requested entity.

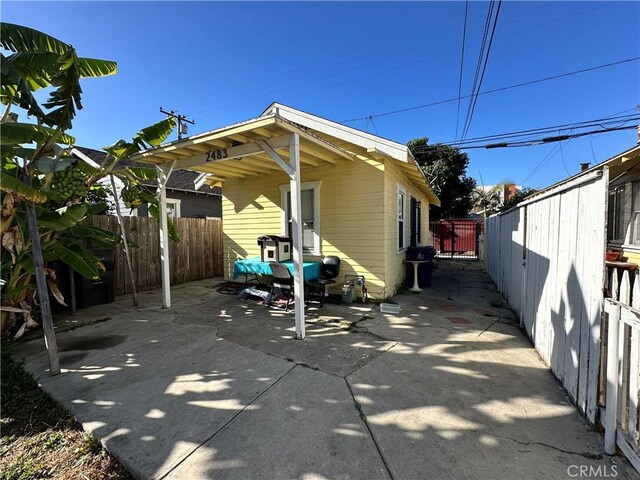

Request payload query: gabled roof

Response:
[72,147,221,196]
[131,103,439,205]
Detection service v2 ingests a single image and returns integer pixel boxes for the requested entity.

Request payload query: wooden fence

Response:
[484,170,609,423]
[84,215,223,295]
[604,266,640,470]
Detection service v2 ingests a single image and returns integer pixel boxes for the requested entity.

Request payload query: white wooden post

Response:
[605,301,621,454]
[289,133,305,339]
[156,163,174,309]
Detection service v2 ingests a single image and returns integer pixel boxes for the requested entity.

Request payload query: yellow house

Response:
[221,104,439,299]
[134,103,439,337]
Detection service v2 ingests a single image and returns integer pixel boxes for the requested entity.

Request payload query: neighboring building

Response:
[72,147,222,218]
[605,143,640,263]
[470,183,518,217]
[132,103,440,299]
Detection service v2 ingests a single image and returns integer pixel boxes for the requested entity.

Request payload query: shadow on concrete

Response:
[9,262,632,480]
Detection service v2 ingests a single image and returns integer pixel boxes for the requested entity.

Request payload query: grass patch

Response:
[1,340,131,480]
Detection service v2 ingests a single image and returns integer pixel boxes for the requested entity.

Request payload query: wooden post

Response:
[605,301,621,454]
[25,201,60,375]
[289,133,305,339]
[110,175,138,306]
[156,164,174,309]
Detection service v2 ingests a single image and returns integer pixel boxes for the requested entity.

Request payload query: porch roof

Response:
[131,105,440,206]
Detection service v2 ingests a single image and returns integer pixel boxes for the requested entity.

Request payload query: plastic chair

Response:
[309,256,341,307]
[267,263,294,311]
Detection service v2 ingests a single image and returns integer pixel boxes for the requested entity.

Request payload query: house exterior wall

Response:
[222,156,391,297]
[138,190,222,218]
[382,159,431,298]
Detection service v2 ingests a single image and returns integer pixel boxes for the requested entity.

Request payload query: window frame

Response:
[166,198,181,219]
[280,181,321,255]
[397,185,407,252]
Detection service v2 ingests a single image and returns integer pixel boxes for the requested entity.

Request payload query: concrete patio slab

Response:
[166,365,388,480]
[9,261,638,479]
[30,326,293,479]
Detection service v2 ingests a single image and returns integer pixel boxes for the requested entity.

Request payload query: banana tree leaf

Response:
[66,225,119,242]
[77,57,117,78]
[37,204,87,231]
[85,202,108,215]
[126,166,157,181]
[1,122,75,146]
[75,159,100,176]
[0,23,70,55]
[0,174,47,203]
[49,240,99,279]
[148,203,180,242]
[36,156,75,173]
[136,118,176,147]
[1,146,36,162]
[0,53,45,117]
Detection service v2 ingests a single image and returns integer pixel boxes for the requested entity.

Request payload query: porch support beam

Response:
[156,160,175,309]
[162,134,294,171]
[255,133,305,339]
[287,133,305,339]
[256,139,295,176]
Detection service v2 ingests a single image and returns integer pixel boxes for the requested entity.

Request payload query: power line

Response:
[410,116,639,153]
[459,125,638,150]
[191,0,593,123]
[418,112,640,147]
[518,106,639,185]
[460,0,497,142]
[455,1,470,140]
[341,57,640,123]
[460,0,503,142]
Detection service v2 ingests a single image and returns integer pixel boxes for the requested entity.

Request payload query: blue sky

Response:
[4,1,639,189]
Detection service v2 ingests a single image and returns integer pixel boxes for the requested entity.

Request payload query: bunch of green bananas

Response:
[122,185,143,209]
[52,167,88,200]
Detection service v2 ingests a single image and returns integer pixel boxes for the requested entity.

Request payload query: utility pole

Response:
[160,107,195,140]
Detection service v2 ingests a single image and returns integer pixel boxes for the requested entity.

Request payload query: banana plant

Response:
[0,24,119,373]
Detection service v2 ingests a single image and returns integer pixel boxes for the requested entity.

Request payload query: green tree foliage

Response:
[472,186,502,217]
[407,138,476,219]
[0,23,175,337]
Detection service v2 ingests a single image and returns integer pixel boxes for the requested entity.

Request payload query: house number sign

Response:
[205,148,228,162]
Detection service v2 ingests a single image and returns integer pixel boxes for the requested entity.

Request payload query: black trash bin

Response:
[406,246,435,288]
[74,250,116,309]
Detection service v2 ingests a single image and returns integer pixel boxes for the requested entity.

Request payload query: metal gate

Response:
[430,219,484,259]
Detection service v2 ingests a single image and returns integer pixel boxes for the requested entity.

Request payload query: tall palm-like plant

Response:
[0,24,176,374]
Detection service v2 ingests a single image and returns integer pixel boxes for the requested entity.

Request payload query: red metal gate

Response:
[430,219,484,259]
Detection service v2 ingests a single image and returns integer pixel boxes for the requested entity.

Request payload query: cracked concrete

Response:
[9,262,638,479]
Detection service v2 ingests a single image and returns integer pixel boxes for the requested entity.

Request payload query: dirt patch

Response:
[1,342,131,480]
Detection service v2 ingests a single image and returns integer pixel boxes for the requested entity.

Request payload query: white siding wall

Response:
[484,169,609,423]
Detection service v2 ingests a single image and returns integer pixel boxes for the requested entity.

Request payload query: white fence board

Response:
[484,169,608,423]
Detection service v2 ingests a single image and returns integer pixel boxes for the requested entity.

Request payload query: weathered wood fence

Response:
[604,267,640,470]
[484,170,609,423]
[84,215,223,295]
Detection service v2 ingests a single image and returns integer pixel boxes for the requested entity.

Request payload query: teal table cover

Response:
[233,256,322,281]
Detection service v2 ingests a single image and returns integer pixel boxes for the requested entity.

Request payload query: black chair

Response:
[309,256,341,307]
[267,263,294,311]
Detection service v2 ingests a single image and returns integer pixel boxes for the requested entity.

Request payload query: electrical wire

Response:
[422,113,640,147]
[455,1,469,140]
[460,125,637,149]
[460,0,502,143]
[341,58,639,123]
[188,0,599,124]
